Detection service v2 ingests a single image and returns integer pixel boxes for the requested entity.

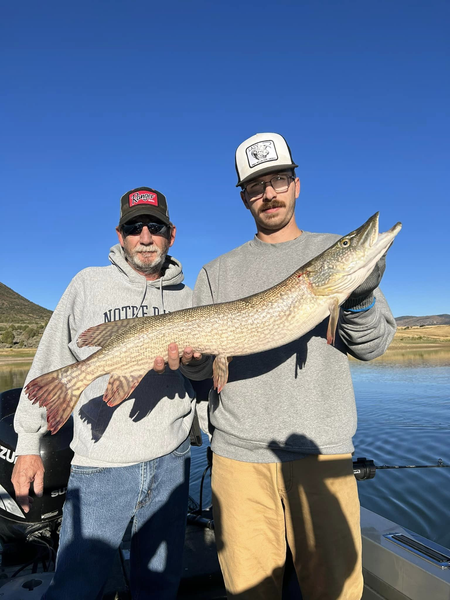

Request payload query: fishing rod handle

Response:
[353,457,377,480]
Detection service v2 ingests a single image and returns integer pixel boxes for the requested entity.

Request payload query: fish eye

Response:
[341,238,350,247]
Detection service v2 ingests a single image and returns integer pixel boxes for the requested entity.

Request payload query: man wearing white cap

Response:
[182,133,397,599]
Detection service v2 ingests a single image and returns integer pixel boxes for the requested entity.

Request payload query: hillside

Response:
[0,282,52,348]
[0,282,52,323]
[395,314,450,327]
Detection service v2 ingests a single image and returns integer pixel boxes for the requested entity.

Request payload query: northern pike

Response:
[26,212,401,434]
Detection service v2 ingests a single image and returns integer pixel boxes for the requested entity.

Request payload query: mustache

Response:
[134,244,160,254]
[259,201,286,214]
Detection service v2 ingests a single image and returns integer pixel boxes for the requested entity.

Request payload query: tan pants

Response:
[211,453,363,600]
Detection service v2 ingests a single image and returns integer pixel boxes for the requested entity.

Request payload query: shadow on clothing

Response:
[44,456,191,600]
[273,435,358,599]
[212,435,358,600]
[227,322,347,385]
[79,369,192,442]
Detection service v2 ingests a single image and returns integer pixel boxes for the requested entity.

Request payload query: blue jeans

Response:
[43,436,191,600]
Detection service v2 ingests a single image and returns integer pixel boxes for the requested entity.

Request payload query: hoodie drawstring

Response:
[135,277,165,317]
[160,278,165,314]
[136,280,148,318]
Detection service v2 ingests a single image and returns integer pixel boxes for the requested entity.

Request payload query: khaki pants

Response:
[211,453,363,600]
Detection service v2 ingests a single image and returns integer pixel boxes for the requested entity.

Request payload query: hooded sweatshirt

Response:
[193,232,397,463]
[14,244,195,467]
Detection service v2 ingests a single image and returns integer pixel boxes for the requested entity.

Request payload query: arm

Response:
[152,268,214,436]
[179,268,214,379]
[184,268,214,437]
[154,268,214,380]
[14,281,79,454]
[12,279,79,508]
[338,256,397,360]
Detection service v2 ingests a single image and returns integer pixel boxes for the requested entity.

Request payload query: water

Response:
[2,354,450,548]
[0,366,31,394]
[351,356,450,549]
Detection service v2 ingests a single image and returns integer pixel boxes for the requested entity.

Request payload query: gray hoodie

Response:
[14,244,195,467]
[193,232,397,463]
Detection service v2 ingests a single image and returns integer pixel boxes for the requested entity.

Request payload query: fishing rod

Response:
[353,457,450,480]
[188,454,449,528]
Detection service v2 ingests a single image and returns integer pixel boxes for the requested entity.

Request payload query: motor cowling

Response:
[0,388,73,544]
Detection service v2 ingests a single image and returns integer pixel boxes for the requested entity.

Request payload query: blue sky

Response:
[1,0,449,318]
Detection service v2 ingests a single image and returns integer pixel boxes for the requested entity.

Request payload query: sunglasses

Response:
[121,221,169,237]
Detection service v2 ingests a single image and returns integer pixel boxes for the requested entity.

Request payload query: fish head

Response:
[305,212,402,299]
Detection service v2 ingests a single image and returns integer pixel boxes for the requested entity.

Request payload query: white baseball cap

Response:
[235,132,298,187]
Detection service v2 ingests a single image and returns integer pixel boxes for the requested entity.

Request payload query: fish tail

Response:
[25,363,91,435]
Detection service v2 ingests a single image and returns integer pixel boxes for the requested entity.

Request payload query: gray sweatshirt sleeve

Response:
[179,268,214,382]
[179,268,214,435]
[338,287,397,361]
[14,280,80,455]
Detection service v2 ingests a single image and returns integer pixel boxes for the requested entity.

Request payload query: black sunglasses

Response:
[121,221,169,237]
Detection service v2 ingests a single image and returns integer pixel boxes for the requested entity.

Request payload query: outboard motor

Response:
[0,388,73,548]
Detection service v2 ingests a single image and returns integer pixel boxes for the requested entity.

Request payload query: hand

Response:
[11,455,45,514]
[153,343,203,374]
[343,253,386,310]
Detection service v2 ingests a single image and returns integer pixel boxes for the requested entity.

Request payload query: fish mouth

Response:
[349,212,380,248]
[374,220,403,251]
[349,211,402,254]
[344,212,402,281]
[308,212,402,297]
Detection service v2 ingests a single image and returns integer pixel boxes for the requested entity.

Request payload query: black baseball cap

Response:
[119,187,171,227]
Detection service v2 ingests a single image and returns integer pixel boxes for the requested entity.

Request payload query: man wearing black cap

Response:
[170,133,397,599]
[12,187,201,599]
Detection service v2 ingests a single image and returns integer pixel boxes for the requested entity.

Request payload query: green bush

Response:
[1,330,14,345]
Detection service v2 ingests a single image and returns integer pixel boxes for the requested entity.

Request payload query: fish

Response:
[25,212,401,434]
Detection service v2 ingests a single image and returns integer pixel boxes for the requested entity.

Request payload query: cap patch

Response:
[246,140,278,169]
[128,190,158,207]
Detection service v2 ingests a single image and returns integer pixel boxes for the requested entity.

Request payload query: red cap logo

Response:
[128,190,158,207]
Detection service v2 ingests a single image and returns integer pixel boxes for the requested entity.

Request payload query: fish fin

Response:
[77,320,137,349]
[327,297,340,345]
[213,355,232,393]
[25,364,85,434]
[103,373,145,407]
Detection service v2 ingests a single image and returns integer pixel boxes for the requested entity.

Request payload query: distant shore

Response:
[0,348,36,367]
[387,324,450,350]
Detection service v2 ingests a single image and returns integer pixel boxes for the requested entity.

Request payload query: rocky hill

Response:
[0,282,52,348]
[0,282,52,323]
[395,314,450,327]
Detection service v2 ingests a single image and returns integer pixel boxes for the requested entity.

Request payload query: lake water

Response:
[2,351,450,549]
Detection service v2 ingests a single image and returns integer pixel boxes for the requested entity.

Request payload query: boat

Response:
[180,489,450,599]
[0,387,449,598]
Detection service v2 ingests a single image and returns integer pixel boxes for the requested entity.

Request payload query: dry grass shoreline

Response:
[0,348,36,366]
[388,324,450,350]
[1,325,449,368]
